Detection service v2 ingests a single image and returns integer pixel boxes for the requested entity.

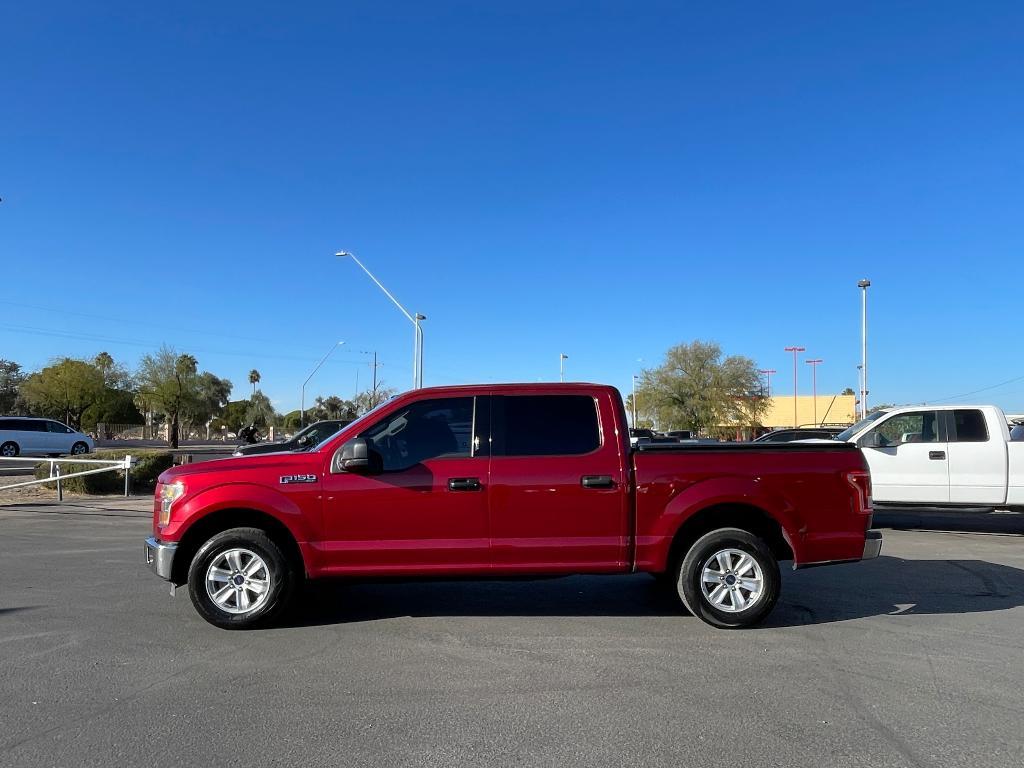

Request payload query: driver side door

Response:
[860,410,949,503]
[319,395,490,575]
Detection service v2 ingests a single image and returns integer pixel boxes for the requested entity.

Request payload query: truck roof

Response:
[395,382,621,397]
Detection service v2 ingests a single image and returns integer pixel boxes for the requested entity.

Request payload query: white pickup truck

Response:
[835,404,1024,509]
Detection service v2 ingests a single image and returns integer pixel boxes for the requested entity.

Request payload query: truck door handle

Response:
[581,475,615,489]
[928,451,946,460]
[448,477,482,491]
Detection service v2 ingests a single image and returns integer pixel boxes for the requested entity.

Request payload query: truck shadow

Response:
[873,509,1024,536]
[283,556,1024,628]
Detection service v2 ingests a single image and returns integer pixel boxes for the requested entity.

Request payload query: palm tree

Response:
[248,369,261,395]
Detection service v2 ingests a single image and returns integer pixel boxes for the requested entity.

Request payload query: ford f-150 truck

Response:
[835,404,1024,509]
[145,384,880,630]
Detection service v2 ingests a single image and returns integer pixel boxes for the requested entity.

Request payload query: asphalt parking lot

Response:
[1,500,1022,768]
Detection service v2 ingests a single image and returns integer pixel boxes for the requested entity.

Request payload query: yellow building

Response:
[761,394,857,429]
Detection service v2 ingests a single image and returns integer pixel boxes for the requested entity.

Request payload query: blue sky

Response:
[2,1,1022,414]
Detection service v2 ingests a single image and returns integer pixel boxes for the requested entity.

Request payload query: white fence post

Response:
[124,455,133,497]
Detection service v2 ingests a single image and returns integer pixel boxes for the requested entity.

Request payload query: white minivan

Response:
[0,417,95,457]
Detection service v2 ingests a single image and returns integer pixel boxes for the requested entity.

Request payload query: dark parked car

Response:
[233,419,352,456]
[753,427,845,443]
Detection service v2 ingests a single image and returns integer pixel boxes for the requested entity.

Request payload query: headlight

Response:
[158,481,186,526]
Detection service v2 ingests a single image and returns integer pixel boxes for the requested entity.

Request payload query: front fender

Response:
[161,482,315,544]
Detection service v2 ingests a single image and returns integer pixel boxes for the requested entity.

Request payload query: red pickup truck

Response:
[145,383,880,629]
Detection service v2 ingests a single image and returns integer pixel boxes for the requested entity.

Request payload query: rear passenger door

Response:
[14,420,47,455]
[488,393,629,573]
[945,409,1007,505]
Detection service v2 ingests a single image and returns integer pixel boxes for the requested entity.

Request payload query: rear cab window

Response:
[950,410,988,442]
[493,394,601,456]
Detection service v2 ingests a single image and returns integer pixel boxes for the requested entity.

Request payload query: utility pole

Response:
[784,346,805,427]
[806,359,823,425]
[758,368,777,397]
[560,353,569,382]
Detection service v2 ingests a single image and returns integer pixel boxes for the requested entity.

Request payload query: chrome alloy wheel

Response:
[699,548,764,613]
[205,548,272,615]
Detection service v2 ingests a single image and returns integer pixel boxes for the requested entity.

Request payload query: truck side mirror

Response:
[861,431,883,449]
[333,437,382,474]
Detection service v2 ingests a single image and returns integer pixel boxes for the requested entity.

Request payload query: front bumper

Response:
[144,537,177,581]
[862,529,883,560]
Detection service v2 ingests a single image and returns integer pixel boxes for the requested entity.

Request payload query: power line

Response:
[0,322,382,369]
[923,374,1024,404]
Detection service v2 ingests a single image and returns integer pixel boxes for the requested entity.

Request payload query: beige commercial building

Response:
[760,394,857,429]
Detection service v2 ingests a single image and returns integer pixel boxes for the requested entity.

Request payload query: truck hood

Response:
[158,451,320,484]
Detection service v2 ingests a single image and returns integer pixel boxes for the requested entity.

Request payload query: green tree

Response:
[20,358,106,428]
[213,400,251,436]
[245,391,277,429]
[841,387,856,396]
[185,373,233,438]
[248,369,261,395]
[0,359,26,415]
[82,351,141,433]
[137,347,201,448]
[636,340,767,436]
[352,385,396,415]
[310,395,357,421]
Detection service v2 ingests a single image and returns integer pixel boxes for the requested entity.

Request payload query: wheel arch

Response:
[171,508,306,586]
[663,502,794,574]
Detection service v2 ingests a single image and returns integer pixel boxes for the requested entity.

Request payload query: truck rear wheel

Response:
[187,527,295,630]
[674,527,780,629]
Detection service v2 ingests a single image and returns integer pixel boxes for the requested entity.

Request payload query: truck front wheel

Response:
[674,527,780,629]
[187,527,295,630]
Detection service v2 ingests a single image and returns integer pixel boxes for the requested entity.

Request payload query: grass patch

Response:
[33,449,174,495]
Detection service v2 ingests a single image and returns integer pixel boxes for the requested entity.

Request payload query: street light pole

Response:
[758,368,777,397]
[560,353,568,382]
[806,359,823,425]
[784,346,805,427]
[858,279,871,419]
[301,341,345,427]
[857,364,864,418]
[336,251,425,389]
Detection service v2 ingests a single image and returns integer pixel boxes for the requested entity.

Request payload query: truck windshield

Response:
[836,410,887,442]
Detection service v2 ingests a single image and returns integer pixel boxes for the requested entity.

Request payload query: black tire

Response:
[187,527,296,630]
[0,441,19,458]
[70,442,89,455]
[673,527,780,629]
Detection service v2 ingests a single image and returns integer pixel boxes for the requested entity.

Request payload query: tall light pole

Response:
[858,279,871,419]
[301,341,345,426]
[857,364,864,419]
[336,251,425,389]
[759,368,777,397]
[806,359,823,425]
[784,346,805,427]
[560,353,569,382]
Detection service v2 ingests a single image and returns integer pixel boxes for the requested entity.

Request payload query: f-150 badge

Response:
[279,474,318,484]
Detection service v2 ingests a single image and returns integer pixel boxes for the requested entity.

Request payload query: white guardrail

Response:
[0,455,135,501]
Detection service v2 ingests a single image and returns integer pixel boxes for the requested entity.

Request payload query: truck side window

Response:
[872,411,939,446]
[360,397,475,471]
[952,409,988,442]
[495,395,600,456]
